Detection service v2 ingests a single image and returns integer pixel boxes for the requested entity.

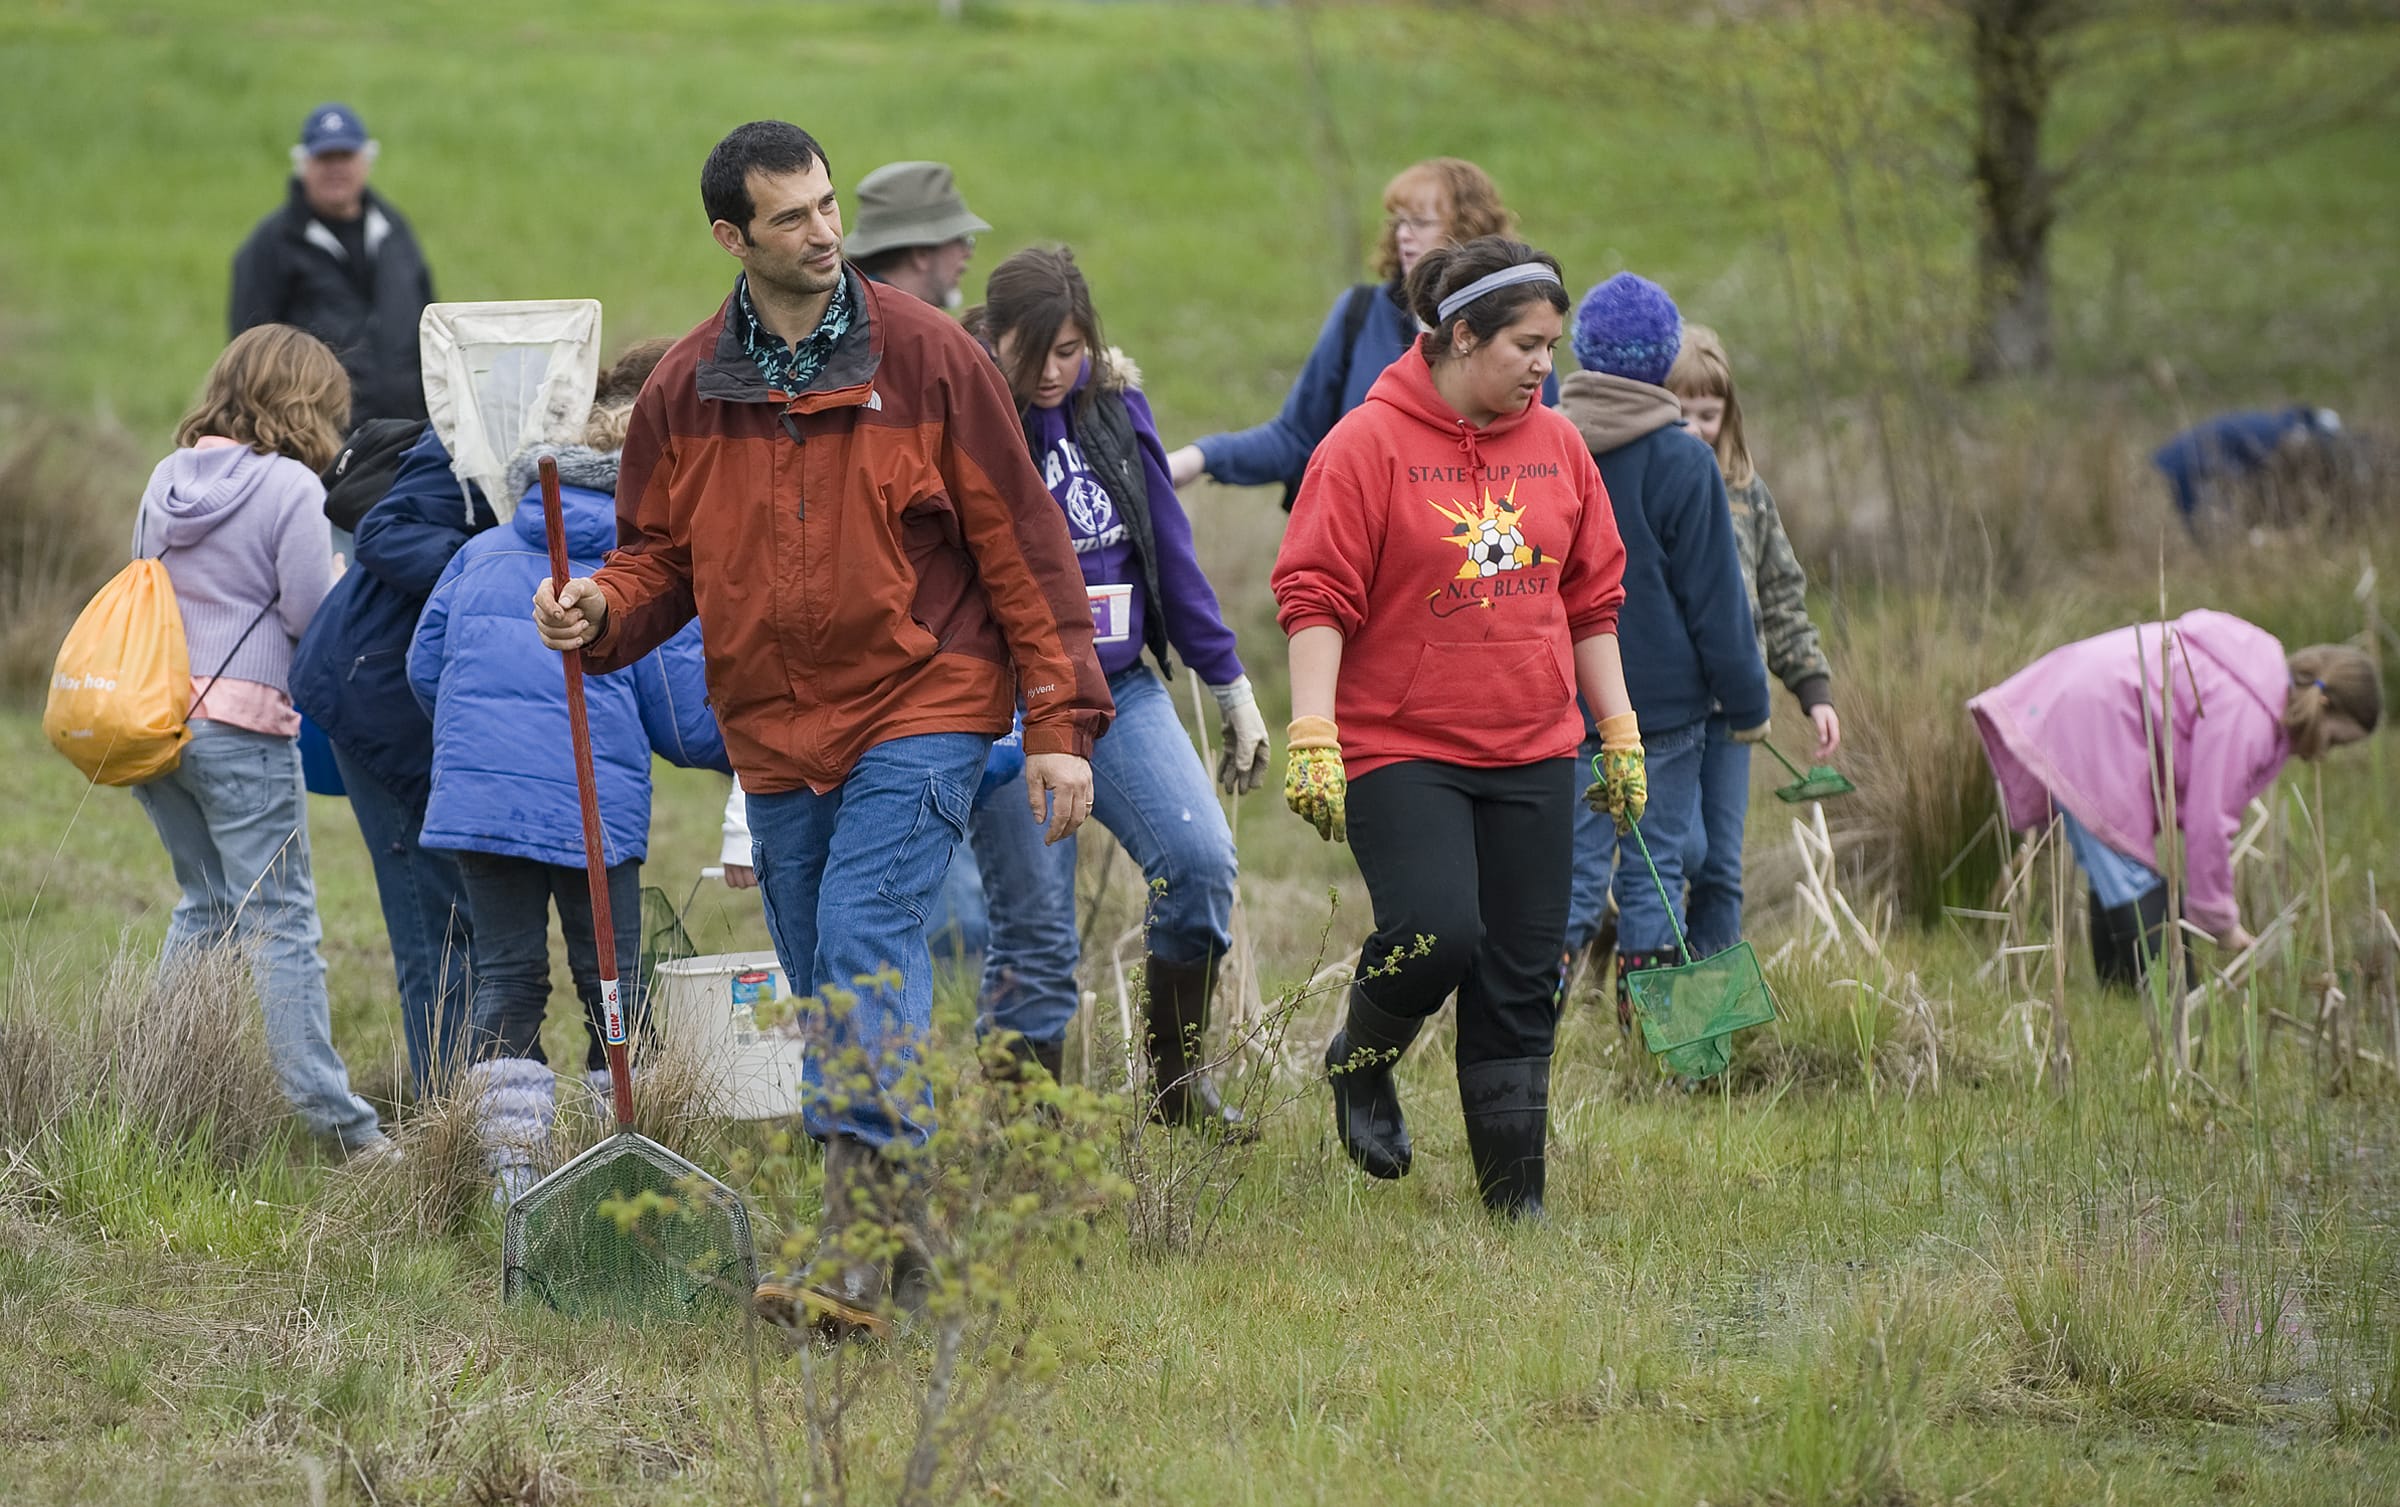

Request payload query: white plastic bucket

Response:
[653,951,807,1120]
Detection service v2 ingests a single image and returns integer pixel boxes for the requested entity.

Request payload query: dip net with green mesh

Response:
[504,1130,757,1320]
[1615,788,1780,1081]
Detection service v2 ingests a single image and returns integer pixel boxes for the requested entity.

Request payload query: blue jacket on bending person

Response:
[407,445,725,871]
[2153,405,2342,521]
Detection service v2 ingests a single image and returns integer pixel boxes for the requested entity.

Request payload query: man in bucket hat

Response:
[229,103,436,422]
[845,160,991,311]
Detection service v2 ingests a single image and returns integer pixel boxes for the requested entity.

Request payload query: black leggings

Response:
[1345,758,1575,1066]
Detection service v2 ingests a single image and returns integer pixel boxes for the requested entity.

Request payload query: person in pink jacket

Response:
[1970,610,2379,989]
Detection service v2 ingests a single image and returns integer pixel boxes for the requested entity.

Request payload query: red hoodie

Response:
[1272,344,1626,776]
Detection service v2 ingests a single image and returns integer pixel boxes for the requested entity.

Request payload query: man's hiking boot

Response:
[755,1135,895,1343]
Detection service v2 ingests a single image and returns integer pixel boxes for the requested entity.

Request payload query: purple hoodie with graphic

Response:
[1022,370,1243,685]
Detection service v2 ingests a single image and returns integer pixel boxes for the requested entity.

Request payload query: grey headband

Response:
[1435,263,1562,325]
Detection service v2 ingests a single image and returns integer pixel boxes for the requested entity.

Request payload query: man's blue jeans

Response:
[333,745,473,1093]
[131,720,383,1148]
[1686,716,1753,958]
[746,733,989,1148]
[1604,717,1710,957]
[970,664,1235,1047]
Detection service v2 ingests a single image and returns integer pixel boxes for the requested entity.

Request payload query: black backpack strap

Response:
[1281,282,1382,513]
[188,596,282,720]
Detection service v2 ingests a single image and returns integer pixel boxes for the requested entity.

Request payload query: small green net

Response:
[1624,942,1778,1079]
[1610,769,1781,1080]
[504,1131,757,1321]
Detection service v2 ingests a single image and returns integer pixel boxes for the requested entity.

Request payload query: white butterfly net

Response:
[419,299,602,521]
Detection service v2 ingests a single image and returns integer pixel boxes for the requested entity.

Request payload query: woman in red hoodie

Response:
[1271,236,1641,1218]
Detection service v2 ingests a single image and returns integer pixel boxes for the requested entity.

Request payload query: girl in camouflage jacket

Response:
[1665,324,1838,955]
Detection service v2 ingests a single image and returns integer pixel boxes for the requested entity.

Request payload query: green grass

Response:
[5,1,2400,1501]
[1,0,2395,449]
[7,704,2400,1502]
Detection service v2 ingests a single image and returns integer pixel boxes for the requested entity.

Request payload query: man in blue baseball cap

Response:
[230,103,437,422]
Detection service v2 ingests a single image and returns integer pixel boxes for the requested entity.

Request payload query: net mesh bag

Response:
[504,1132,757,1321]
[1624,940,1778,1081]
[638,884,695,1000]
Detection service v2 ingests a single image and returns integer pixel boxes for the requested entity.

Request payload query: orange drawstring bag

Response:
[43,557,194,786]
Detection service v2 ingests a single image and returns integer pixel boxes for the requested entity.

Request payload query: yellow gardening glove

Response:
[1284,715,1346,844]
[1583,711,1647,833]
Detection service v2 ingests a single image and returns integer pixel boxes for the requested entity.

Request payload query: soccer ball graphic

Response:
[1466,520,1527,577]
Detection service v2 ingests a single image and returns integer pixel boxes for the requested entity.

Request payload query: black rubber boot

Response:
[2089,887,2140,991]
[1145,955,1253,1140]
[2092,886,2193,993]
[1458,1056,1549,1219]
[1325,989,1423,1180]
[2131,884,2200,990]
[1613,947,1685,1035]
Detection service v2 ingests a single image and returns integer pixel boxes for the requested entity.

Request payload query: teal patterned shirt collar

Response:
[736,271,853,396]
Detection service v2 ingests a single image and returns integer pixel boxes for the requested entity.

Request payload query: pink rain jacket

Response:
[1969,610,2294,935]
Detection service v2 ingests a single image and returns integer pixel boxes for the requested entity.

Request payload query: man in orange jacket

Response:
[536,120,1111,1337]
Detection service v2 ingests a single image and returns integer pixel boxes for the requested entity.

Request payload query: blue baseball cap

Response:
[298,103,370,156]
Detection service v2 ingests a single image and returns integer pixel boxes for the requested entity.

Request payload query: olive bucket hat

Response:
[846,161,992,260]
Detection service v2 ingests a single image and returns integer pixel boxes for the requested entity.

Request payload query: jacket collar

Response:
[284,179,392,259]
[697,265,883,412]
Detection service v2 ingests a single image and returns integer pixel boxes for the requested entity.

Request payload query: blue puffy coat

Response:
[408,450,724,869]
[291,427,494,811]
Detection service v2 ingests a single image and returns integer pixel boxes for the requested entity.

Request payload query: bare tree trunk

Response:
[1964,0,2066,379]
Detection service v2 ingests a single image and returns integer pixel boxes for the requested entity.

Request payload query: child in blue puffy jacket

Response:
[408,347,727,1198]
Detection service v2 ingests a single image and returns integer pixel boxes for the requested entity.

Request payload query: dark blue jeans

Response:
[1605,717,1709,957]
[748,732,990,1147]
[1686,716,1753,958]
[333,745,473,1092]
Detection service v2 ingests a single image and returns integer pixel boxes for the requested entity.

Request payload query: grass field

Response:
[5,1,2400,1503]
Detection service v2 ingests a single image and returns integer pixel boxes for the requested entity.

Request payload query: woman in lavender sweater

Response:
[130,325,385,1154]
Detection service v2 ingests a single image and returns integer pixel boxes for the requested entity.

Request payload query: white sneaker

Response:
[343,1134,403,1167]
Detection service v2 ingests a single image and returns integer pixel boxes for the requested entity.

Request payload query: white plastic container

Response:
[652,951,807,1120]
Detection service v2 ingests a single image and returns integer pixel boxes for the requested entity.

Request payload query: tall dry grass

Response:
[0,942,289,1171]
[0,417,145,703]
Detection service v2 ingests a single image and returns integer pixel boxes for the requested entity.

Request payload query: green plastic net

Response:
[504,1131,757,1321]
[1609,773,1780,1080]
[1624,941,1778,1079]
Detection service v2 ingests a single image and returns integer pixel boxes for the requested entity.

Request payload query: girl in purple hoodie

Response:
[963,247,1269,1132]
[1970,610,2379,989]
[129,325,385,1154]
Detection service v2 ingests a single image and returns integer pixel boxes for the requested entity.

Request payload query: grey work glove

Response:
[1210,676,1272,795]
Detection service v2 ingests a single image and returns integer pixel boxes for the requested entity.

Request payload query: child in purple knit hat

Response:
[1572,272,1684,387]
[1557,270,1769,1030]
